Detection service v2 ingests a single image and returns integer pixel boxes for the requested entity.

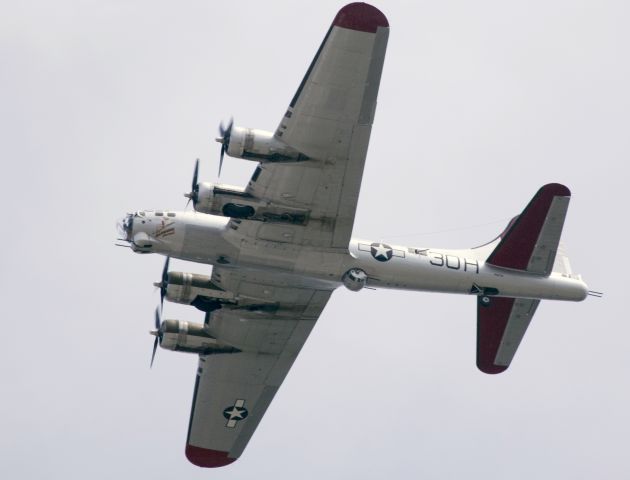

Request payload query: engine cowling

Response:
[194,182,217,214]
[165,272,234,311]
[159,320,238,354]
[193,182,256,218]
[226,127,308,162]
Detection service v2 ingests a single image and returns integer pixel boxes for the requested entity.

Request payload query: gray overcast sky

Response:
[2,1,629,478]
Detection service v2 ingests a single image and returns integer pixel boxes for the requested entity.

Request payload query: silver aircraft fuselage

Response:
[119,210,587,303]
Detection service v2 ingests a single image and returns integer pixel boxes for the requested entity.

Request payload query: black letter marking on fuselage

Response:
[429,252,479,274]
[446,255,460,270]
[429,252,444,267]
[464,258,479,274]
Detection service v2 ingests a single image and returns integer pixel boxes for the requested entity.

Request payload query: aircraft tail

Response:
[474,184,576,374]
[432,184,581,374]
[485,183,571,276]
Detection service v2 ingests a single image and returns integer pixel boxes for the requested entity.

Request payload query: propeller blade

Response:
[160,257,170,309]
[154,306,161,330]
[150,336,159,368]
[217,118,233,178]
[219,145,225,177]
[161,256,170,284]
[150,306,162,368]
[191,158,199,193]
[185,159,200,208]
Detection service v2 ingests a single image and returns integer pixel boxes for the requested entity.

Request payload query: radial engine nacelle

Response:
[193,182,254,219]
[222,127,308,163]
[193,181,309,224]
[158,320,238,354]
[162,272,234,312]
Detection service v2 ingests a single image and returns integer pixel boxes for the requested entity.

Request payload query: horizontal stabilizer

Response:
[477,296,540,374]
[486,183,571,275]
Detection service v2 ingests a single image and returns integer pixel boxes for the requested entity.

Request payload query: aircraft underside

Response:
[118,2,592,468]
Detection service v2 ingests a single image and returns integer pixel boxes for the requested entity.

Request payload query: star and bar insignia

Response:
[223,399,249,428]
[358,242,405,262]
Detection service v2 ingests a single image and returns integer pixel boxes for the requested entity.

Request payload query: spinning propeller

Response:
[216,118,233,177]
[149,307,163,368]
[153,256,170,310]
[184,159,200,208]
[184,118,233,208]
[149,257,170,367]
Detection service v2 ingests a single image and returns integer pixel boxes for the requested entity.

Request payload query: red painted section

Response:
[499,215,520,239]
[486,183,570,271]
[477,297,514,374]
[333,2,389,33]
[185,445,236,468]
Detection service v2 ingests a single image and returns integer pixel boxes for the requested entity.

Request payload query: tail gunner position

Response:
[118,2,594,469]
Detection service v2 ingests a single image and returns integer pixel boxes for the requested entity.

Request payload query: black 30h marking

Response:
[429,252,479,274]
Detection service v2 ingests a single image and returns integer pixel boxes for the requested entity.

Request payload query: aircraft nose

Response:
[117,214,134,241]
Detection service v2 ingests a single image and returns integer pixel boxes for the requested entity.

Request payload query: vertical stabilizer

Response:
[486,183,571,276]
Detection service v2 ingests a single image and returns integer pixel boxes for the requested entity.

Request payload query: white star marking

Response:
[373,243,391,259]
[224,407,245,420]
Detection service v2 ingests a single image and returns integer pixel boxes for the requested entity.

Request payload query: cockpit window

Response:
[167,212,176,217]
[155,211,163,216]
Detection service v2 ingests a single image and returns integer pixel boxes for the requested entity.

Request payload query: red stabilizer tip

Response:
[185,445,236,468]
[333,2,389,33]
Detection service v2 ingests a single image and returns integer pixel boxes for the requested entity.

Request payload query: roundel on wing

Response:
[370,242,393,262]
[223,405,249,421]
